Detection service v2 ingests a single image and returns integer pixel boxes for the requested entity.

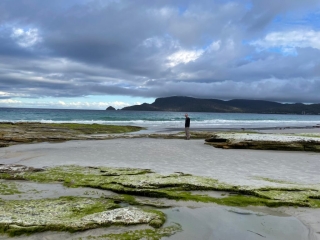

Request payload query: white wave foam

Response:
[0,119,318,129]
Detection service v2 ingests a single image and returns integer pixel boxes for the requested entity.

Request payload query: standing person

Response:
[185,113,190,140]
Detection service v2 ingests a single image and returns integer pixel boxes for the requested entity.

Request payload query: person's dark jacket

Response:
[185,117,190,127]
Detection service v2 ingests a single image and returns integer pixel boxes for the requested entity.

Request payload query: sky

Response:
[1,0,320,109]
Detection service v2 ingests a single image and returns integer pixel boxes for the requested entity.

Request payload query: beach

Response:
[2,138,320,187]
[0,123,320,239]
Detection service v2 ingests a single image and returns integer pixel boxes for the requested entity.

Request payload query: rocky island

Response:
[106,106,116,110]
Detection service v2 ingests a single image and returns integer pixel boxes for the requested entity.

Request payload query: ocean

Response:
[1,108,320,131]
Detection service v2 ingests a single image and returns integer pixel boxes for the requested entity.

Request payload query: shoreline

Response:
[0,123,320,239]
[163,124,320,133]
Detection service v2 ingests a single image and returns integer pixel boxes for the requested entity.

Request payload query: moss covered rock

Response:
[0,197,165,237]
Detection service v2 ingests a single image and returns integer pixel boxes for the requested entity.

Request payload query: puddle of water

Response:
[0,180,313,240]
[191,190,230,198]
[0,180,117,200]
[162,206,310,240]
[0,225,153,240]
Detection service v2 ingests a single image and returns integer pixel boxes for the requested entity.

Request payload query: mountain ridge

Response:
[121,96,320,115]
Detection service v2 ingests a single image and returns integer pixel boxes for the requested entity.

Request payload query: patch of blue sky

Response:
[242,40,251,45]
[199,34,221,51]
[271,10,320,30]
[178,6,188,15]
[244,1,252,10]
[242,40,297,57]
[201,39,216,51]
[265,47,298,56]
[301,12,320,29]
[243,55,254,61]
[59,0,91,10]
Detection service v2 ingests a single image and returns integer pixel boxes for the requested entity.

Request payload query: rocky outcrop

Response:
[0,164,44,173]
[0,197,165,237]
[205,136,320,152]
[106,106,116,110]
[0,122,143,148]
[205,135,228,143]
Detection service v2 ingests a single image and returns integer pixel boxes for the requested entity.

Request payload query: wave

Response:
[0,119,319,129]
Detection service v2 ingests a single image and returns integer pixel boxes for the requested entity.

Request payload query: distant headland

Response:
[122,96,320,115]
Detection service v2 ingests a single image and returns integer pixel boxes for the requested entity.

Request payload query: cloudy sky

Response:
[1,0,320,109]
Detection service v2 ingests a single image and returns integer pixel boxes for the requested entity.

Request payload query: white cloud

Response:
[55,101,130,109]
[207,40,221,52]
[11,27,42,48]
[0,99,131,109]
[1,1,320,104]
[142,37,164,48]
[0,91,13,97]
[142,35,180,50]
[0,91,28,98]
[0,99,22,104]
[251,30,320,52]
[167,49,204,67]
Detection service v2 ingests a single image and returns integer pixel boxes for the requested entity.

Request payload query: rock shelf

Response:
[0,122,144,147]
[0,160,319,237]
[0,197,164,237]
[1,164,320,208]
[205,133,320,152]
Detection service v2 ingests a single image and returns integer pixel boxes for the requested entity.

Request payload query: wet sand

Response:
[1,136,320,239]
[1,138,319,187]
[163,125,320,134]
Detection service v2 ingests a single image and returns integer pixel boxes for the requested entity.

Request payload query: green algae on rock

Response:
[94,166,154,176]
[74,223,182,240]
[0,122,144,148]
[0,181,21,195]
[2,164,320,209]
[0,197,165,237]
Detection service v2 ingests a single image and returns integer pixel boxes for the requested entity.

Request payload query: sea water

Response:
[1,108,320,131]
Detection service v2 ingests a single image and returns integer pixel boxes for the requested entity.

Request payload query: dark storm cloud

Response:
[0,0,320,104]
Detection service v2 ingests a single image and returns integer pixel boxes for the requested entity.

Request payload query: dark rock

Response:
[0,164,45,173]
[206,140,320,152]
[106,106,116,110]
[205,135,228,142]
